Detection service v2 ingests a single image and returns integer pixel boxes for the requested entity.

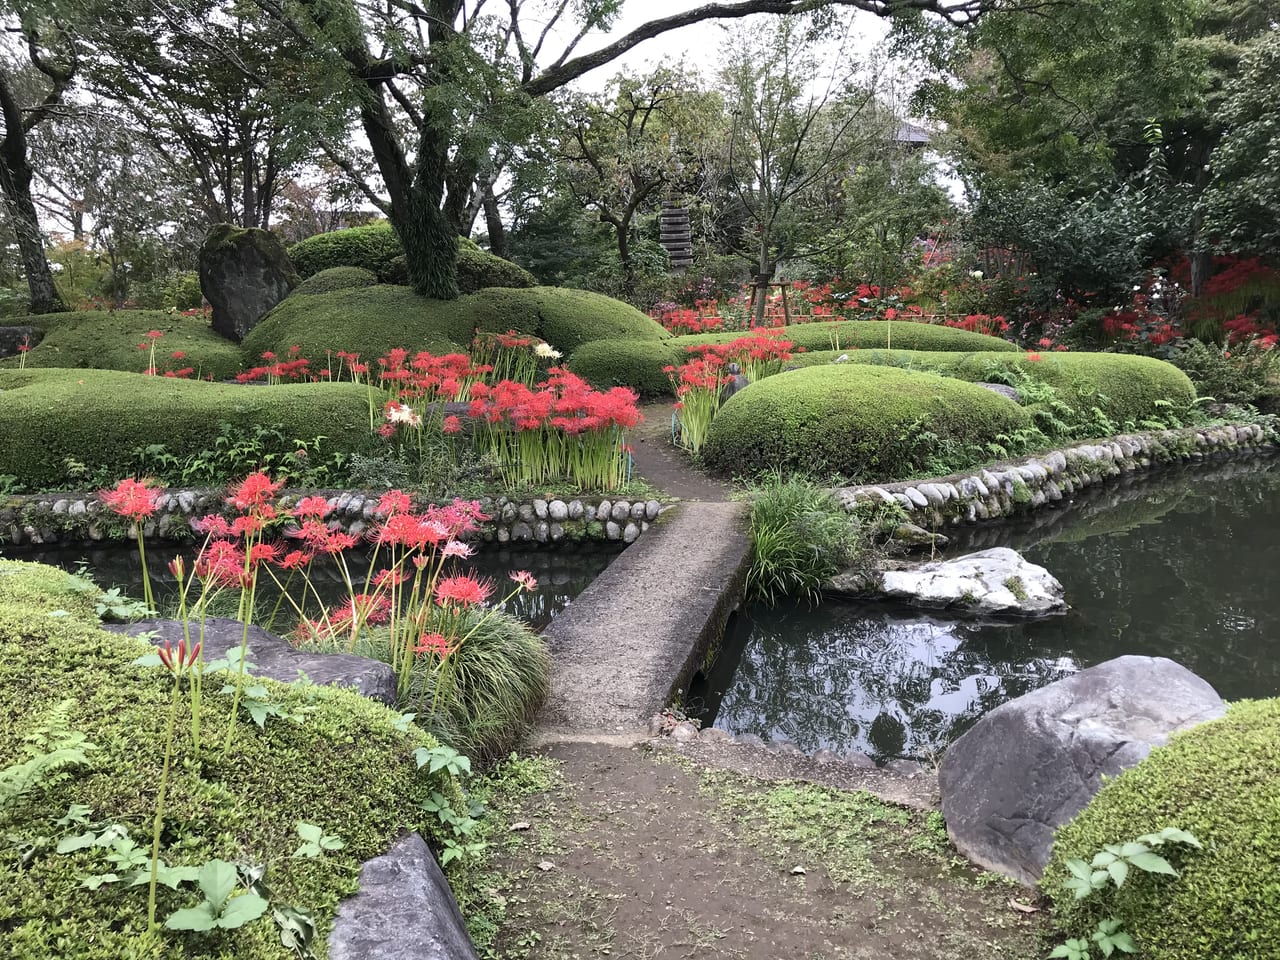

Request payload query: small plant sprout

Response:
[164,859,270,932]
[292,821,345,859]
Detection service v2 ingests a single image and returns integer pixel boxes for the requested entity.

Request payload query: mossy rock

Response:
[568,320,1014,397]
[1043,699,1280,960]
[244,285,667,364]
[0,310,243,380]
[701,364,1034,483]
[0,369,376,489]
[290,266,379,297]
[789,349,1197,426]
[0,563,454,959]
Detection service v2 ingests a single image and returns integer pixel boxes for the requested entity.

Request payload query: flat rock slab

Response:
[330,833,478,960]
[104,617,397,707]
[540,501,750,733]
[938,655,1225,886]
[829,547,1066,617]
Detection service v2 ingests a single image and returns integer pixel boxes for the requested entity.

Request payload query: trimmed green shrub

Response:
[165,272,203,311]
[567,339,681,397]
[702,365,1035,482]
[383,247,537,294]
[0,369,376,488]
[788,349,1197,426]
[1044,699,1280,960]
[0,570,452,959]
[0,310,243,380]
[287,223,403,278]
[245,285,667,364]
[290,266,379,297]
[568,321,1014,396]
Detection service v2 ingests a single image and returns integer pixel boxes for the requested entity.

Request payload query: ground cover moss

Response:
[0,562,453,959]
[1044,699,1280,960]
[702,364,1034,483]
[289,266,379,297]
[244,284,666,363]
[0,310,243,380]
[0,369,375,488]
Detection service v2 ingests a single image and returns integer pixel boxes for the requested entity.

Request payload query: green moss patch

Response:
[290,266,379,297]
[702,364,1034,482]
[0,562,450,959]
[1044,699,1280,960]
[0,311,243,380]
[0,369,375,489]
[244,285,667,364]
[0,559,104,621]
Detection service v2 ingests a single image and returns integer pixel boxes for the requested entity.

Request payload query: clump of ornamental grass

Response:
[745,472,872,605]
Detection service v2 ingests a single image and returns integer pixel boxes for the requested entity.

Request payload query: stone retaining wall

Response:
[0,488,666,548]
[833,423,1275,528]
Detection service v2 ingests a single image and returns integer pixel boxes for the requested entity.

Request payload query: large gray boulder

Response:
[829,547,1066,617]
[938,655,1225,886]
[104,617,397,707]
[330,833,479,960]
[198,223,298,342]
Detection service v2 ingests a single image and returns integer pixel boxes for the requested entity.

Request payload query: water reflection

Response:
[695,456,1280,761]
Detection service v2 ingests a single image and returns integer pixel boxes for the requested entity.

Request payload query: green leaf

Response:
[1106,859,1129,888]
[1065,858,1093,880]
[296,822,322,844]
[57,832,97,853]
[165,904,219,931]
[1125,851,1177,876]
[82,873,119,890]
[196,859,238,907]
[132,652,164,667]
[217,892,270,929]
[1117,842,1149,858]
[1109,932,1137,954]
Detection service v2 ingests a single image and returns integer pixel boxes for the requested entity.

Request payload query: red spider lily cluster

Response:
[470,329,557,385]
[687,331,796,383]
[943,314,1012,338]
[236,345,312,384]
[467,368,641,488]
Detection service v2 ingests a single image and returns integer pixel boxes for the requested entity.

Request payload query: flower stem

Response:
[147,675,182,929]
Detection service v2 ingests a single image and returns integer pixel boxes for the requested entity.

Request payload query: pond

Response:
[690,456,1280,763]
[0,539,623,633]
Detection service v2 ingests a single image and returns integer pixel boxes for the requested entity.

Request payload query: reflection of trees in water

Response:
[0,541,621,633]
[713,605,1075,761]
[710,460,1280,760]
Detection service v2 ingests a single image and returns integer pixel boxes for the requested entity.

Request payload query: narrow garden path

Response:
[629,401,733,502]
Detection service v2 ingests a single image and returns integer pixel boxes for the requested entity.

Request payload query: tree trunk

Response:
[616,222,635,297]
[752,232,773,327]
[483,183,508,258]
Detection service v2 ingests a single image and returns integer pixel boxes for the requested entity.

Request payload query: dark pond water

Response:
[0,540,623,633]
[691,456,1280,762]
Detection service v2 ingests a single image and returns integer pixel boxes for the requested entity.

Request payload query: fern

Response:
[0,700,97,818]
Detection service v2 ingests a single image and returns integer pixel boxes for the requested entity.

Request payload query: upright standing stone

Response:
[198,223,299,342]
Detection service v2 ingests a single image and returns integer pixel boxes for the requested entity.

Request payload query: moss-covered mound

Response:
[1044,699,1280,960]
[0,559,104,621]
[789,350,1197,426]
[0,369,375,488]
[568,320,1015,397]
[702,365,1034,482]
[1,564,451,959]
[290,266,379,297]
[0,311,243,380]
[289,224,536,294]
[244,285,667,363]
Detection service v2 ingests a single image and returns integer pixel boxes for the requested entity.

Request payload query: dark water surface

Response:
[692,456,1280,762]
[0,539,623,632]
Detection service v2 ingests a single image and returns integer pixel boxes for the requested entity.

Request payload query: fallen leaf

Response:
[510,821,531,832]
[537,860,554,872]
[790,866,807,876]
[1008,899,1041,914]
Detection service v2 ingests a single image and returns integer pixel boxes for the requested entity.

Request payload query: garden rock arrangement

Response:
[0,488,666,547]
[828,546,1066,616]
[198,223,300,341]
[104,617,399,706]
[834,423,1275,528]
[329,833,479,960]
[938,655,1226,886]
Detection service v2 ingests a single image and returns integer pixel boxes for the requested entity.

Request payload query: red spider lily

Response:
[277,549,312,570]
[509,570,537,592]
[442,415,462,434]
[193,514,232,538]
[100,478,159,520]
[194,539,246,586]
[248,542,282,565]
[434,574,493,607]
[373,568,408,587]
[414,632,456,658]
[442,540,474,559]
[1026,352,1044,362]
[229,471,284,512]
[157,638,201,676]
[375,490,412,517]
[292,495,333,519]
[145,329,164,340]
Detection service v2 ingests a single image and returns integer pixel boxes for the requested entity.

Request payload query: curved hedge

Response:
[288,223,403,278]
[568,340,680,397]
[290,266,379,297]
[567,320,1013,396]
[1044,699,1280,960]
[0,310,243,380]
[245,285,667,363]
[1,564,452,959]
[788,350,1197,426]
[702,364,1034,482]
[0,369,376,488]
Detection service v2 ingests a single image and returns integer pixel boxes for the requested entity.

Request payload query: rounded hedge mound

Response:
[0,369,376,489]
[567,339,680,397]
[290,265,379,297]
[382,247,537,294]
[0,310,243,380]
[567,320,1014,397]
[287,223,403,278]
[1044,699,1280,960]
[1,564,453,959]
[702,365,1034,482]
[787,349,1197,426]
[244,285,667,364]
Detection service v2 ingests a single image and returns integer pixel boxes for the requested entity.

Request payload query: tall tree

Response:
[0,4,75,313]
